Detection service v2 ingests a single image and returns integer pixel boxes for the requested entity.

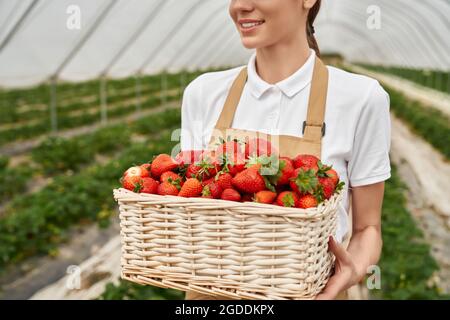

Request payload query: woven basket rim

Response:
[113,188,342,219]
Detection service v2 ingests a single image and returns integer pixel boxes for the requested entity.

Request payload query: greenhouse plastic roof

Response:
[0,0,449,88]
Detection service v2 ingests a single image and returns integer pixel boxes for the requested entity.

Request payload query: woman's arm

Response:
[315,181,385,300]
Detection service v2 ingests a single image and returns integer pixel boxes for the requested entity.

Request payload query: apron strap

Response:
[213,57,329,144]
[214,67,248,129]
[302,58,328,142]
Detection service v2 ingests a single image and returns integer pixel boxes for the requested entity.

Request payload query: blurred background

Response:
[0,0,448,300]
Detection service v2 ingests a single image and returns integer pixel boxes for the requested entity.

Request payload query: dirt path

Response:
[0,219,120,300]
[390,115,450,293]
[30,234,121,300]
[346,64,450,117]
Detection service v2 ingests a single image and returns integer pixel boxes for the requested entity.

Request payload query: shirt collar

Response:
[247,49,316,99]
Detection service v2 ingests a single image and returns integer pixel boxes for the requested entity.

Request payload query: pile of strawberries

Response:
[120,138,343,209]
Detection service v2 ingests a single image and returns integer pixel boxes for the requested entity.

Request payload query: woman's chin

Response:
[240,38,262,50]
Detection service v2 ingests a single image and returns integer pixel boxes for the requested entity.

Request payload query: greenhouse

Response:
[0,0,449,301]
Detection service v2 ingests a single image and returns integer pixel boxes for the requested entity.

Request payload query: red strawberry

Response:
[157,180,180,196]
[160,171,183,186]
[215,140,243,157]
[298,194,318,209]
[139,163,151,178]
[232,165,266,194]
[202,181,222,199]
[215,172,233,190]
[271,157,295,186]
[325,168,339,186]
[201,177,214,187]
[215,140,246,176]
[186,153,220,181]
[178,178,203,197]
[293,154,319,173]
[221,188,241,202]
[121,175,142,192]
[318,177,335,200]
[151,154,178,178]
[289,167,319,195]
[275,191,300,208]
[174,150,203,166]
[254,190,277,204]
[140,177,159,194]
[244,138,277,158]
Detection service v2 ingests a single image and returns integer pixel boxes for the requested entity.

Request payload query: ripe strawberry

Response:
[318,177,335,200]
[271,157,294,186]
[219,152,246,176]
[174,150,204,166]
[221,188,241,202]
[157,181,179,196]
[186,152,220,181]
[244,138,278,158]
[254,190,277,204]
[215,140,243,157]
[215,140,246,175]
[232,165,266,194]
[151,154,178,178]
[201,177,214,187]
[215,172,233,190]
[178,178,203,197]
[325,168,339,186]
[293,154,319,173]
[298,194,318,209]
[121,175,142,192]
[139,163,151,178]
[275,191,300,208]
[202,181,222,199]
[140,177,159,194]
[160,171,183,186]
[289,167,319,195]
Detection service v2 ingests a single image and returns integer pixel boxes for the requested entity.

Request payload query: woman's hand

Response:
[315,236,362,300]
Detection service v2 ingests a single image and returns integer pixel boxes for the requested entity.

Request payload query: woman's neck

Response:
[255,37,311,85]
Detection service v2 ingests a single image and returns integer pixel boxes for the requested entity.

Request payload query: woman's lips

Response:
[238,20,265,34]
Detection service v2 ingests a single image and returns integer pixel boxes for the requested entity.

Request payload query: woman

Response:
[181,0,391,300]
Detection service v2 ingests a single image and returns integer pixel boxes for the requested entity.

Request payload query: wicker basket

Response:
[113,188,341,300]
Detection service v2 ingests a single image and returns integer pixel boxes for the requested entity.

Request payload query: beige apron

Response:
[185,58,350,300]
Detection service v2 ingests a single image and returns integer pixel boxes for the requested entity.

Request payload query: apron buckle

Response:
[302,121,326,137]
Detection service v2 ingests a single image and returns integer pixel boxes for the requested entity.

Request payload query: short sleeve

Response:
[180,78,205,151]
[348,82,391,187]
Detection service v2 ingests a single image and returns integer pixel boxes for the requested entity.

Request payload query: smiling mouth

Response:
[239,20,265,34]
[240,21,264,29]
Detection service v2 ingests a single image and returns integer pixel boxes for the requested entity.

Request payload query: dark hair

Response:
[306,0,321,57]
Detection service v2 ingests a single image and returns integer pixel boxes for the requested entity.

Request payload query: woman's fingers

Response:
[328,236,351,265]
[315,271,350,300]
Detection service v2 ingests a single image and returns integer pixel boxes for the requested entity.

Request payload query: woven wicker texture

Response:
[114,188,341,300]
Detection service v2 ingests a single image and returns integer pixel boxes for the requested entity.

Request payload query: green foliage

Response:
[0,109,181,272]
[359,64,449,94]
[0,166,32,203]
[386,86,450,160]
[98,280,184,300]
[0,156,9,172]
[375,165,450,300]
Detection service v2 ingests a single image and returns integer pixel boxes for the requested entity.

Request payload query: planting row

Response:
[359,64,449,94]
[386,85,450,160]
[0,109,182,272]
[0,70,205,115]
[0,91,180,146]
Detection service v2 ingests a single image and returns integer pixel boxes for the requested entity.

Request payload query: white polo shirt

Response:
[180,49,391,242]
